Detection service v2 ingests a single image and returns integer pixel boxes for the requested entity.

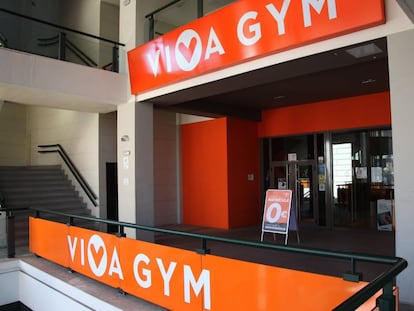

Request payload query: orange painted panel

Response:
[67,227,121,289]
[181,118,229,228]
[29,218,392,310]
[29,217,69,267]
[258,92,391,137]
[203,254,369,311]
[227,118,261,227]
[119,238,204,311]
[128,0,385,93]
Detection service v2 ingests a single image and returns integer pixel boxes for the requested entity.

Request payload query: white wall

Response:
[27,106,101,216]
[0,259,122,310]
[0,102,27,166]
[388,28,414,306]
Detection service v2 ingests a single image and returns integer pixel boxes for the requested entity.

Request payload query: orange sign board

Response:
[262,189,292,234]
[203,254,369,310]
[30,217,380,310]
[119,238,204,311]
[128,0,385,94]
[29,217,70,267]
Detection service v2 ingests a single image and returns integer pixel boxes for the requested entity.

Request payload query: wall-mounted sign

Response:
[128,0,385,94]
[288,153,297,161]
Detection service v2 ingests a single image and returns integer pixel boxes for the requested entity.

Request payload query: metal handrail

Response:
[0,8,124,47]
[27,208,408,311]
[0,7,123,72]
[65,38,98,67]
[38,144,98,207]
[0,206,407,310]
[145,0,182,19]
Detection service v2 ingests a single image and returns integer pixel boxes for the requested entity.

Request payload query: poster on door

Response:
[261,189,292,235]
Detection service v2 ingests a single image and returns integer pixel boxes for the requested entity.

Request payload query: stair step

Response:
[0,165,96,248]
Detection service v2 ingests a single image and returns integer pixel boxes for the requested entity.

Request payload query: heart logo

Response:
[175,29,202,71]
[88,234,107,277]
[91,243,105,267]
[178,37,198,64]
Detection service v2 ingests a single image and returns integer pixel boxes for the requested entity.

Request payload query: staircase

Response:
[0,165,94,247]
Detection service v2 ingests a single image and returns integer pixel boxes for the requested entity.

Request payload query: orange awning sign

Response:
[128,0,385,93]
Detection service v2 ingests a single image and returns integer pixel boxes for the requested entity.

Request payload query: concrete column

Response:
[135,102,154,241]
[117,101,136,238]
[388,29,414,306]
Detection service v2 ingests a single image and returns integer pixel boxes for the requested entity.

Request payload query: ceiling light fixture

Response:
[346,43,382,59]
[273,95,286,100]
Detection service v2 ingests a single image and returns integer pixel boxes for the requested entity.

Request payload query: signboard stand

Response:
[260,189,300,245]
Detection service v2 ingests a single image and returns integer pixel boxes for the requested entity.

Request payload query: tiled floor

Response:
[2,223,413,310]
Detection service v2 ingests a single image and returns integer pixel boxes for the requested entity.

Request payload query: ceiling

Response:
[146,37,389,121]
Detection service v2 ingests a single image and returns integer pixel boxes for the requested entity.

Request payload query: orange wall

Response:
[227,118,261,227]
[258,92,391,137]
[181,92,391,229]
[181,118,260,229]
[181,118,229,228]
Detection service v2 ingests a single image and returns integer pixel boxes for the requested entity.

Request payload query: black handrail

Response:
[0,206,407,310]
[145,0,182,18]
[38,144,98,207]
[0,8,124,47]
[0,7,123,71]
[37,34,98,67]
[65,38,98,67]
[24,207,408,310]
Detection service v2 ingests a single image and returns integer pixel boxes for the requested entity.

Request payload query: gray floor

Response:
[1,223,413,310]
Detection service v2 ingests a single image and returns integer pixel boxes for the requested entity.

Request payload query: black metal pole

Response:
[112,45,119,73]
[58,32,66,61]
[7,215,15,258]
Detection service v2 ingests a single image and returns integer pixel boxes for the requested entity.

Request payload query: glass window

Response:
[203,0,236,15]
[149,0,236,39]
[153,0,197,38]
[332,128,394,229]
[271,135,314,161]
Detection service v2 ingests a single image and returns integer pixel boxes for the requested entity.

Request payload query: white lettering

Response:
[156,258,177,296]
[237,11,261,46]
[134,254,152,288]
[147,49,162,77]
[302,0,337,27]
[108,248,124,280]
[80,238,85,266]
[175,29,202,71]
[266,203,284,223]
[265,0,291,35]
[67,236,77,262]
[204,27,225,60]
[184,265,211,310]
[165,46,172,73]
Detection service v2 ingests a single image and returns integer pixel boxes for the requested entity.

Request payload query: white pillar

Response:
[388,29,414,306]
[117,101,137,238]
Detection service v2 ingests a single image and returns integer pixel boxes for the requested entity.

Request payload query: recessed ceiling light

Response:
[273,95,286,100]
[346,43,382,59]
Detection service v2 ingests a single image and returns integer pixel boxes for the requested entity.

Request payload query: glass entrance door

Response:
[271,162,316,224]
